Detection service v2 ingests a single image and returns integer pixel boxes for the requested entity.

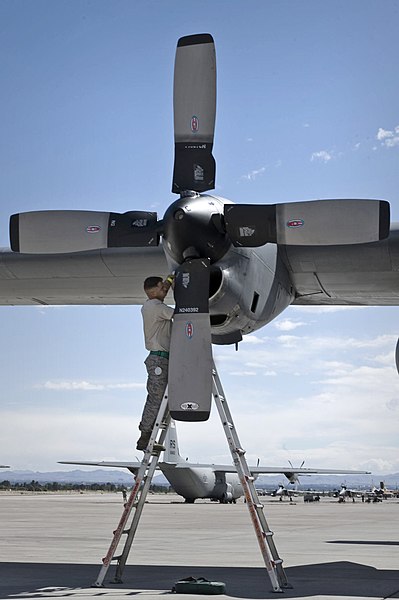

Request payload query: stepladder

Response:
[93,359,290,592]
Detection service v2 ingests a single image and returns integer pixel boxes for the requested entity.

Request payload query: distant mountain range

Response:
[1,468,399,489]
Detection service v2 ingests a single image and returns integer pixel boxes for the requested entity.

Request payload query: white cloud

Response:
[311,150,332,163]
[376,125,399,148]
[274,319,305,332]
[293,306,367,314]
[41,380,145,391]
[229,370,257,376]
[241,334,265,345]
[240,166,266,181]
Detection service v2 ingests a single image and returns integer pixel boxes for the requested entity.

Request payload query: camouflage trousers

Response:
[139,354,169,433]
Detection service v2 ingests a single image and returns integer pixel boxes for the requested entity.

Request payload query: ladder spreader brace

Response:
[92,360,291,593]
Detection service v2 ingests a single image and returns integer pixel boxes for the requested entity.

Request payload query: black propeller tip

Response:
[177,33,214,47]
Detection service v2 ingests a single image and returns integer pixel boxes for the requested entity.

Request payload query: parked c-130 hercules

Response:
[60,421,369,504]
[2,33,399,418]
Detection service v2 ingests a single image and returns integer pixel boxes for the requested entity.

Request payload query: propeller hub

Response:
[162,195,231,264]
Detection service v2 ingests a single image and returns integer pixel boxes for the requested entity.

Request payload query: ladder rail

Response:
[211,362,289,592]
[114,413,171,582]
[92,389,170,587]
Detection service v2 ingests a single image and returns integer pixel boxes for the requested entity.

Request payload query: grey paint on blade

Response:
[168,259,212,421]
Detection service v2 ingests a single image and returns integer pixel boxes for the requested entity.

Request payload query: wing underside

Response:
[285,224,399,306]
[0,245,168,306]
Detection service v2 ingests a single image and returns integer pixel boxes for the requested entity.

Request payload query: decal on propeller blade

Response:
[185,322,194,338]
[180,402,199,411]
[191,115,199,132]
[194,164,204,181]
[85,226,101,234]
[287,219,304,228]
[239,226,255,237]
[131,219,148,227]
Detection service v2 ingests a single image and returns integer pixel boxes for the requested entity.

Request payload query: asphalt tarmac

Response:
[0,492,398,600]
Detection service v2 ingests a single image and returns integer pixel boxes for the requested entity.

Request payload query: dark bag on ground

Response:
[172,576,226,594]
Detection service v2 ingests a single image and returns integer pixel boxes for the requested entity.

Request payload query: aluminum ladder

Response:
[92,387,170,587]
[211,360,290,592]
[93,361,290,592]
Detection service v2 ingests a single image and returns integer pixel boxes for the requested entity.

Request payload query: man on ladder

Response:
[136,273,175,451]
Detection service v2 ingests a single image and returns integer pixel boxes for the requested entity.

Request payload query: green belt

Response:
[150,350,170,359]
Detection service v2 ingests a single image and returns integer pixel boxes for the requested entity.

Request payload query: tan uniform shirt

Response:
[141,298,174,352]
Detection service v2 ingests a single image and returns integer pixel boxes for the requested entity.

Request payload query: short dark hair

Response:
[144,276,163,291]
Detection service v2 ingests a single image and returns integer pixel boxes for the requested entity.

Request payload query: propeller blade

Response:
[396,339,399,375]
[172,33,216,194]
[168,258,213,421]
[10,210,159,253]
[224,199,390,247]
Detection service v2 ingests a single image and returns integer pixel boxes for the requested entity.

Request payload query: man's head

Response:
[144,276,168,301]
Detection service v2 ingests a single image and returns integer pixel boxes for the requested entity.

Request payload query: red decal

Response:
[185,322,194,339]
[191,116,199,132]
[287,219,304,228]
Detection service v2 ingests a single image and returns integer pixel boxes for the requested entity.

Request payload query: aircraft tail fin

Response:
[164,419,184,464]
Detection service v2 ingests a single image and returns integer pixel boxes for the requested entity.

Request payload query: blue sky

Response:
[1,0,398,476]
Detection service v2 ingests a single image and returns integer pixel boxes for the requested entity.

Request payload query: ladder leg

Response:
[113,413,171,583]
[211,361,291,592]
[92,389,170,587]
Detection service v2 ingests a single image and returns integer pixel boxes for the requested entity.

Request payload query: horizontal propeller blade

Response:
[224,199,390,247]
[10,210,159,253]
[172,33,216,194]
[168,258,213,421]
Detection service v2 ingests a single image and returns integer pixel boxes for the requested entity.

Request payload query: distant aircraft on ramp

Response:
[60,420,369,503]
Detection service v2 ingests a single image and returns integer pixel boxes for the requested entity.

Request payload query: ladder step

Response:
[264,531,274,537]
[245,475,255,482]
[235,447,246,456]
[254,503,263,509]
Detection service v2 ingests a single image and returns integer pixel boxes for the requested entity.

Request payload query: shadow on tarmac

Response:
[1,561,399,599]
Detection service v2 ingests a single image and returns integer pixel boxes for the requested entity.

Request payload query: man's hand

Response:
[163,273,175,291]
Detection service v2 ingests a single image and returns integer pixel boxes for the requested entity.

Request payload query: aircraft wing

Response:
[174,464,370,476]
[59,460,144,473]
[284,224,399,306]
[1,225,398,306]
[0,246,169,306]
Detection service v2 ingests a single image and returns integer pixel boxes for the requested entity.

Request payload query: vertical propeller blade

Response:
[172,34,216,194]
[396,339,399,375]
[168,258,213,421]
